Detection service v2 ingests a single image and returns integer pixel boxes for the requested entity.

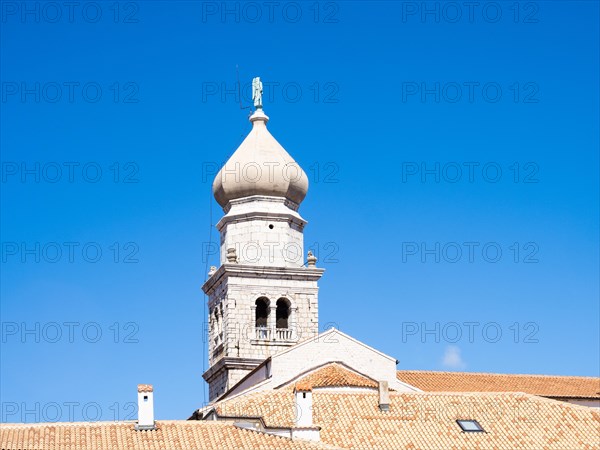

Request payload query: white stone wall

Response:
[228,368,252,390]
[220,218,304,267]
[268,330,406,390]
[221,275,320,362]
[216,197,307,268]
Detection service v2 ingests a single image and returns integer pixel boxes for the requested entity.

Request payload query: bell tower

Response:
[202,79,324,401]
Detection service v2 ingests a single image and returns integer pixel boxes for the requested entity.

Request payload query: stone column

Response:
[250,304,257,339]
[269,305,277,340]
[291,306,299,340]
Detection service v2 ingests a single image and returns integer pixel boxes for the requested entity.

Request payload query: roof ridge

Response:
[0,420,233,428]
[391,391,532,397]
[397,370,600,379]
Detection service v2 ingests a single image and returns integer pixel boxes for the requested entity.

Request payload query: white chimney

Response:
[292,387,320,442]
[135,384,156,430]
[378,381,390,412]
[294,388,313,427]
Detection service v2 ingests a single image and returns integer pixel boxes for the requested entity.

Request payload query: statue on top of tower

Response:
[252,76,263,109]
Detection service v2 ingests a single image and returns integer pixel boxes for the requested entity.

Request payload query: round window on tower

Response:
[268,224,274,229]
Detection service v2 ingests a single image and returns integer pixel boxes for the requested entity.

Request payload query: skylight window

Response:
[456,420,484,432]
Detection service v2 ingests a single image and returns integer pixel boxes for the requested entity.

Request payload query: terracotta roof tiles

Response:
[137,384,154,393]
[286,363,379,391]
[397,370,600,399]
[0,420,331,450]
[211,389,600,449]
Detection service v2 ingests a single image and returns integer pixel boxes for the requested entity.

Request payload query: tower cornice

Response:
[202,357,265,384]
[216,195,306,231]
[202,264,325,295]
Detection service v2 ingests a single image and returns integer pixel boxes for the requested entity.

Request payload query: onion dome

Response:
[212,108,309,208]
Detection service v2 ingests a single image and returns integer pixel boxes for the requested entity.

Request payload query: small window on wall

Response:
[255,297,269,327]
[276,298,290,329]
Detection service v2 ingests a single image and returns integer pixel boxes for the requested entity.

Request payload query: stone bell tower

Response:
[202,78,324,401]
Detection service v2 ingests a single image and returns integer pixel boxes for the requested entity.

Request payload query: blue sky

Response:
[1,1,598,422]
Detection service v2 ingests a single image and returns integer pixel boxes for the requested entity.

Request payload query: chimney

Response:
[135,384,156,430]
[294,387,313,427]
[292,386,320,441]
[378,381,390,412]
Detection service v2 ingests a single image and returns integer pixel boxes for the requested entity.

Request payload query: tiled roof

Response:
[0,420,331,450]
[397,370,600,399]
[283,362,378,391]
[211,389,600,449]
[138,384,154,393]
[216,390,300,426]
